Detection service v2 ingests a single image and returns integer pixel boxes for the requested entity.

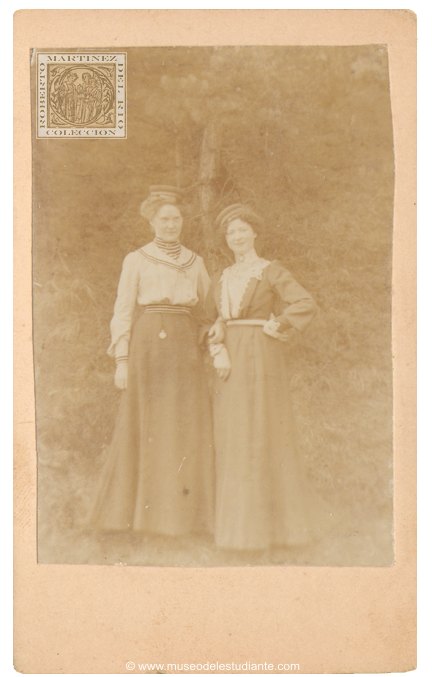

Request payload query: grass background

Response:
[33,46,394,566]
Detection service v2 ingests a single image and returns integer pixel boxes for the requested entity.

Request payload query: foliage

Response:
[33,45,394,565]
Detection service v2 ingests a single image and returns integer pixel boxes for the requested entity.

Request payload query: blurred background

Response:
[32,45,394,566]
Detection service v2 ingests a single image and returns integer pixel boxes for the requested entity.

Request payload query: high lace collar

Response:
[234,248,260,266]
[220,251,270,319]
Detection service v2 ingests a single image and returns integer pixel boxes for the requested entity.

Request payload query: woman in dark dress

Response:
[206,204,334,550]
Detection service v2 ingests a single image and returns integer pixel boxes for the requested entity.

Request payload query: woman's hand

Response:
[208,320,225,344]
[213,346,231,381]
[115,361,128,389]
[263,314,290,342]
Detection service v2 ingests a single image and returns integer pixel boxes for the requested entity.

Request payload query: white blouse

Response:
[221,249,270,320]
[108,242,211,359]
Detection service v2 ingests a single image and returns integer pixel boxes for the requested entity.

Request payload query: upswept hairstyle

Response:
[140,185,185,224]
[215,203,264,236]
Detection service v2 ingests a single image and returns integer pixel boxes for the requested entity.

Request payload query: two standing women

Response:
[90,190,326,552]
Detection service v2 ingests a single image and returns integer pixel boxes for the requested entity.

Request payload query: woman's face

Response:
[150,204,183,242]
[225,218,257,256]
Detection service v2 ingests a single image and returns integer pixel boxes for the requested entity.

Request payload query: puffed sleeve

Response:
[107,252,140,358]
[267,261,318,332]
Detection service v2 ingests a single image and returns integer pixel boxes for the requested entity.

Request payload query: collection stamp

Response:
[36,52,127,138]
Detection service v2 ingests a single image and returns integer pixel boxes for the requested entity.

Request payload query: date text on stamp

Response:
[37,52,126,138]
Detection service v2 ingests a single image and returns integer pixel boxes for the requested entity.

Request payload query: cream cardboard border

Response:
[14,10,416,673]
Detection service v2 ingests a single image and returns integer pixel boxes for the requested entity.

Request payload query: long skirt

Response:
[213,324,330,550]
[88,311,215,536]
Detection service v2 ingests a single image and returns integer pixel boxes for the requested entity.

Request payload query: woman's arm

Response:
[199,270,230,379]
[266,261,318,333]
[197,267,224,345]
[195,256,215,344]
[107,252,140,388]
[196,255,212,305]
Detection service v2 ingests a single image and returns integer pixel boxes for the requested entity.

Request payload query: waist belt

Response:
[226,319,266,326]
[141,304,192,315]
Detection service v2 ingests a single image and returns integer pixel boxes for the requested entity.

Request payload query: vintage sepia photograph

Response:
[32,45,394,568]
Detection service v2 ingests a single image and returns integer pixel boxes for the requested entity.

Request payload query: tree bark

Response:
[198,118,220,249]
[175,133,182,188]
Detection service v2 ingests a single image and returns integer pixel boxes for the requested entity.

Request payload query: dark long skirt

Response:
[89,312,215,536]
[213,324,332,550]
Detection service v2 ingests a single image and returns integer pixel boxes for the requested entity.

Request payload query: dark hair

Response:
[220,207,264,237]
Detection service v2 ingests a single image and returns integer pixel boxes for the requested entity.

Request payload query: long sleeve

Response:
[267,261,318,332]
[196,256,211,304]
[193,258,214,345]
[197,275,222,345]
[107,252,140,358]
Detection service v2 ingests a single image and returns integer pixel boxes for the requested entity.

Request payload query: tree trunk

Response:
[175,133,182,188]
[198,118,220,249]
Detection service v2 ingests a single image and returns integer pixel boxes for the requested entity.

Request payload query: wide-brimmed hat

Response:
[148,185,184,201]
[215,203,263,230]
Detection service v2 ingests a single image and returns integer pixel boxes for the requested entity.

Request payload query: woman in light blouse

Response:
[206,204,334,551]
[89,186,214,538]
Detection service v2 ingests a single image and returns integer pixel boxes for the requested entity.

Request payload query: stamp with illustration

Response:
[36,52,126,138]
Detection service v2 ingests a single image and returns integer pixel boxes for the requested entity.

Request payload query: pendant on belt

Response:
[159,329,167,339]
